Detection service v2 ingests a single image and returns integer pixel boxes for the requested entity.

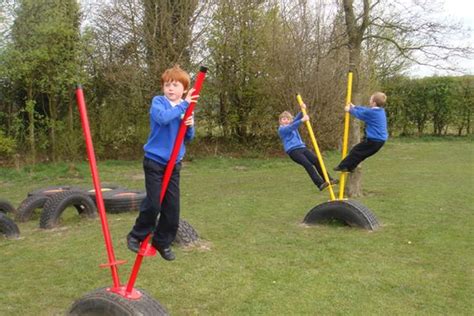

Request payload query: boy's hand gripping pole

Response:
[125,66,208,295]
[75,86,126,293]
[338,72,353,200]
[296,94,336,201]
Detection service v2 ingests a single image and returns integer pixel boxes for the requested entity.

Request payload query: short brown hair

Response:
[279,111,293,120]
[161,65,191,92]
[372,92,387,107]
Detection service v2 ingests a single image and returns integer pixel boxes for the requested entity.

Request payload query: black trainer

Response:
[330,179,339,185]
[127,234,140,253]
[157,246,175,261]
[333,166,349,172]
[318,182,329,191]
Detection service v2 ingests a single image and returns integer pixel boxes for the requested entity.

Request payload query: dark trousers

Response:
[129,158,181,249]
[288,147,330,187]
[337,139,385,171]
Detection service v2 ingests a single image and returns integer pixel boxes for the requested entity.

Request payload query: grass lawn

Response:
[0,138,473,315]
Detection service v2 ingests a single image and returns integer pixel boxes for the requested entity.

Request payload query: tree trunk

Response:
[48,94,57,162]
[26,86,36,164]
[343,0,370,197]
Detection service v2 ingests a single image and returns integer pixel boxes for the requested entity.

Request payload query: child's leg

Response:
[129,158,163,241]
[302,149,334,180]
[288,148,324,187]
[152,164,181,249]
[337,140,384,171]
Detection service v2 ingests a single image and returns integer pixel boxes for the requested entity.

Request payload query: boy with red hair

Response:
[127,65,198,261]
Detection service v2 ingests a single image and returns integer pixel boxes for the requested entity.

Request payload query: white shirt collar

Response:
[165,96,183,107]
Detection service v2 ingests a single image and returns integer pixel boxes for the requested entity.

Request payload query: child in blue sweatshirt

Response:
[334,92,388,172]
[127,65,198,261]
[278,103,337,192]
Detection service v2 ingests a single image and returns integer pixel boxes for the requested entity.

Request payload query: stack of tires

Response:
[15,186,97,229]
[3,185,200,246]
[88,187,145,214]
[0,199,20,239]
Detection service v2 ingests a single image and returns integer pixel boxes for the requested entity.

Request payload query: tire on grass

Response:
[15,195,49,222]
[39,191,97,229]
[0,212,20,239]
[87,185,124,200]
[174,219,199,246]
[68,287,169,316]
[16,194,86,222]
[0,199,15,214]
[303,199,380,231]
[28,185,84,197]
[102,190,146,214]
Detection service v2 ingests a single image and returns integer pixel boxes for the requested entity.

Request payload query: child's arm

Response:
[150,96,189,125]
[348,105,370,121]
[344,103,355,112]
[184,115,195,142]
[280,114,305,134]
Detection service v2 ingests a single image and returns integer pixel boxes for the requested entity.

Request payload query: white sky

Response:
[409,0,474,77]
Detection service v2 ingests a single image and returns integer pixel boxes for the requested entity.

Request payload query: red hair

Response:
[161,65,191,92]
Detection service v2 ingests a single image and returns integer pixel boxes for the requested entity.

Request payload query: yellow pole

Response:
[338,72,353,200]
[296,94,336,201]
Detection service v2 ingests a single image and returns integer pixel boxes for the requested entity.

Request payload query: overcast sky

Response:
[408,0,474,77]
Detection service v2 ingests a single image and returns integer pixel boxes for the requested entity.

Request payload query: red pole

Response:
[126,66,208,294]
[75,86,121,289]
[159,66,208,202]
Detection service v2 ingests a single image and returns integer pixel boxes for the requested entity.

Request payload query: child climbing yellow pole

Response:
[339,72,353,199]
[296,94,336,201]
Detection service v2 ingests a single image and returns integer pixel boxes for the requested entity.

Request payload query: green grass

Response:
[1,139,473,315]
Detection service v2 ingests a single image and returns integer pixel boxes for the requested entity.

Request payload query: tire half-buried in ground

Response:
[68,287,169,316]
[0,212,20,239]
[174,219,199,246]
[303,199,379,231]
[40,191,97,229]
[16,194,86,222]
[15,195,49,222]
[0,199,15,214]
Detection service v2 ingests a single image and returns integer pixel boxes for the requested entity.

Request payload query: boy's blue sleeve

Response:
[150,96,189,125]
[294,112,303,120]
[349,106,369,121]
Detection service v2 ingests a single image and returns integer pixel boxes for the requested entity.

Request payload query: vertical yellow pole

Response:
[338,72,353,200]
[296,94,336,201]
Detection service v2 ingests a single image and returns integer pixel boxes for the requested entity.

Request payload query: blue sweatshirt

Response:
[278,112,306,153]
[143,95,195,165]
[349,106,388,141]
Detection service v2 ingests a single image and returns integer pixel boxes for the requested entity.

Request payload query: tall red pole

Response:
[126,66,208,294]
[75,86,123,289]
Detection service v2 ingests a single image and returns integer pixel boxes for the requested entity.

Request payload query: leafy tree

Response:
[207,0,271,142]
[5,0,81,162]
[340,0,471,196]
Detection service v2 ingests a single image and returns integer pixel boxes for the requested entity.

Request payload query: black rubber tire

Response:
[86,185,124,199]
[15,195,50,222]
[0,212,20,239]
[101,190,146,214]
[39,191,97,229]
[303,199,380,231]
[174,219,199,246]
[0,199,15,214]
[16,193,86,222]
[68,287,169,316]
[28,185,84,197]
